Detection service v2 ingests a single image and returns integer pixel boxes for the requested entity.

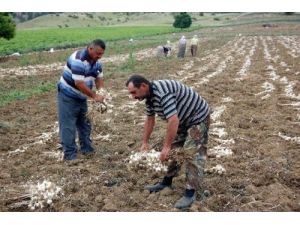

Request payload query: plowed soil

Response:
[0,23,299,211]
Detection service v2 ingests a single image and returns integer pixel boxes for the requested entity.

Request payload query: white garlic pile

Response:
[127,149,167,172]
[88,89,114,116]
[205,164,226,175]
[28,180,62,210]
[210,146,233,158]
[96,88,114,113]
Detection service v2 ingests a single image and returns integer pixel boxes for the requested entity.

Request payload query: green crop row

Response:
[0,26,189,56]
[0,82,55,107]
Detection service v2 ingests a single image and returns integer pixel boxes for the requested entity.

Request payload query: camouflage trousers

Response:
[167,115,210,190]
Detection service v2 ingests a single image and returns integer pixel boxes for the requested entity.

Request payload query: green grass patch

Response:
[0,26,187,56]
[0,29,196,68]
[0,54,148,107]
[0,82,55,107]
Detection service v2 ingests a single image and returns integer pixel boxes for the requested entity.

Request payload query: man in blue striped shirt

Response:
[57,39,106,162]
[126,74,211,209]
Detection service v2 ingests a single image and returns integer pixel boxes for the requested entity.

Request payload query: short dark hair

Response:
[89,39,106,50]
[126,74,150,88]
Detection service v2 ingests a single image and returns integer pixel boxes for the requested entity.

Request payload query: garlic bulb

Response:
[205,164,226,175]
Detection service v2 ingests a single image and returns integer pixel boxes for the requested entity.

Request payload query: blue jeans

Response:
[57,90,94,160]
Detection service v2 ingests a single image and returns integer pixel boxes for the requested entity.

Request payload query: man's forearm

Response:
[75,81,95,99]
[143,116,155,144]
[96,78,104,89]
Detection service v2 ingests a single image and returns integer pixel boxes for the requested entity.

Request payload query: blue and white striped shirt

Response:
[58,49,103,100]
[145,80,210,127]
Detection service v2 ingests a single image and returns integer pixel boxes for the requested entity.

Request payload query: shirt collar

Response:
[81,48,93,63]
[146,82,154,106]
[149,81,154,98]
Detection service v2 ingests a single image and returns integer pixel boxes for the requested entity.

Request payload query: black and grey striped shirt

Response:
[145,80,210,127]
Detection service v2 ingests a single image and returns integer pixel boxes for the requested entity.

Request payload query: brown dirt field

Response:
[0,23,299,212]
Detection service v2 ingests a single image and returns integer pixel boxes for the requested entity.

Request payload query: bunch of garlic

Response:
[205,164,226,175]
[127,149,167,172]
[210,146,233,158]
[95,88,114,113]
[87,89,114,124]
[28,180,62,210]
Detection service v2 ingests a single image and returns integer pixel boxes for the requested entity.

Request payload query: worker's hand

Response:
[160,147,170,162]
[140,143,150,152]
[93,94,105,103]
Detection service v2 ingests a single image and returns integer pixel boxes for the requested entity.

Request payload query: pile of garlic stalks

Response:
[127,149,168,172]
[28,180,63,210]
[87,89,114,122]
[205,164,226,175]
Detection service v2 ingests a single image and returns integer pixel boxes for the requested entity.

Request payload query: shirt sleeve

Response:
[97,71,104,79]
[160,93,177,119]
[96,64,104,79]
[145,100,155,116]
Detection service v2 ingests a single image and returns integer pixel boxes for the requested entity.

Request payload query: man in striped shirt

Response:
[126,74,210,209]
[57,39,106,162]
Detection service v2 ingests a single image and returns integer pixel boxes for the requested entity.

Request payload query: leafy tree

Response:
[27,12,34,20]
[0,13,16,40]
[284,12,295,15]
[173,12,192,29]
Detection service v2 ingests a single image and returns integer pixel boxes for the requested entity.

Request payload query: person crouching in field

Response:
[163,40,172,57]
[156,41,171,58]
[57,39,106,163]
[126,74,211,209]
